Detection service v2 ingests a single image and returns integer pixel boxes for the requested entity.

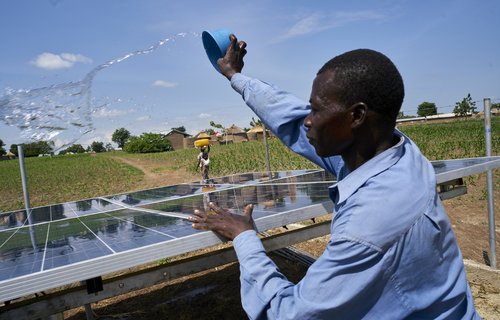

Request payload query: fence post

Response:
[483,98,496,269]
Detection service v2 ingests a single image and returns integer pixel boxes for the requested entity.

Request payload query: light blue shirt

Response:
[230,73,479,319]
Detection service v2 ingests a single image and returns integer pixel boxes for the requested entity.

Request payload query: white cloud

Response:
[198,113,211,119]
[136,115,151,121]
[153,80,178,88]
[286,13,324,38]
[30,52,92,70]
[276,11,385,42]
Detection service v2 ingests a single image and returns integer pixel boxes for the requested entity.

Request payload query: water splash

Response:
[0,32,194,151]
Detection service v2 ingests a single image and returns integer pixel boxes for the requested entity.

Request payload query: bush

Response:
[59,144,86,155]
[123,133,172,153]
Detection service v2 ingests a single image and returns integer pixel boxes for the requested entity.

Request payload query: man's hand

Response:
[189,202,254,240]
[218,34,247,81]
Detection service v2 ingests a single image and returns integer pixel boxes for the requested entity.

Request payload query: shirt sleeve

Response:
[233,230,388,320]
[230,73,340,173]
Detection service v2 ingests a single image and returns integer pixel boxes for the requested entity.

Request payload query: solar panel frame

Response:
[0,156,499,303]
[0,169,333,302]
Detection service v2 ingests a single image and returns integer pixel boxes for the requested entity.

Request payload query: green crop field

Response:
[0,117,498,212]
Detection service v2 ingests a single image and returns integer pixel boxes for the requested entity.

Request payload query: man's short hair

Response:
[318,49,404,122]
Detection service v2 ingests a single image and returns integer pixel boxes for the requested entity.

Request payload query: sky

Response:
[1,0,499,151]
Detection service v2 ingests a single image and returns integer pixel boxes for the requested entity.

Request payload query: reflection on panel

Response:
[0,170,332,285]
[0,223,48,281]
[104,170,328,207]
[0,199,124,230]
[142,182,333,221]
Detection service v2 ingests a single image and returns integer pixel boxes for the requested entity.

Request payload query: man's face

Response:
[304,71,354,157]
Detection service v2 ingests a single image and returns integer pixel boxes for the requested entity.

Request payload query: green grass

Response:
[0,153,143,211]
[0,117,498,212]
[397,117,499,160]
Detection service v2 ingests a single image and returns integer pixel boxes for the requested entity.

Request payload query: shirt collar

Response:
[329,131,405,204]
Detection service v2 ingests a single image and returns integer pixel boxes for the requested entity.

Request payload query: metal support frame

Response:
[0,201,332,303]
[0,178,478,319]
[483,98,496,269]
[0,221,331,320]
[2,157,499,318]
[437,178,467,201]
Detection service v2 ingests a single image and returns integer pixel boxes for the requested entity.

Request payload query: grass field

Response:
[0,117,498,212]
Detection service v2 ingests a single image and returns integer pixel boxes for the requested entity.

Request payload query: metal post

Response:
[18,145,37,250]
[18,145,31,214]
[262,124,272,175]
[84,303,95,320]
[79,280,95,320]
[483,98,496,269]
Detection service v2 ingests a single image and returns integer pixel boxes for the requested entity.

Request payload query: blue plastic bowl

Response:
[202,28,231,72]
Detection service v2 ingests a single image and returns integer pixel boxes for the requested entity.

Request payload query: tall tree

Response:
[0,139,5,156]
[417,102,437,117]
[453,94,477,117]
[112,128,131,148]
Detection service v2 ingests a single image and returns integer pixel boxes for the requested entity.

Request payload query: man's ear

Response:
[350,102,368,128]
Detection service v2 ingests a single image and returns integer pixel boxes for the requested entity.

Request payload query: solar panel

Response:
[0,157,499,303]
[0,169,335,301]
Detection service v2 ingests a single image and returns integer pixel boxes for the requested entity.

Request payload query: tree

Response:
[209,121,224,131]
[210,121,227,143]
[491,102,500,110]
[417,102,437,117]
[10,144,18,156]
[12,141,54,157]
[105,143,113,152]
[397,111,409,119]
[123,133,172,153]
[59,144,86,155]
[0,139,5,156]
[112,128,131,148]
[90,141,106,153]
[453,94,477,117]
[202,128,216,135]
[249,117,263,127]
[171,126,186,133]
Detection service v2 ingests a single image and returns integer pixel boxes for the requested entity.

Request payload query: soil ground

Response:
[63,157,500,319]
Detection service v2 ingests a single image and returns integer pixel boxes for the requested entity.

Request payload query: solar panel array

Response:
[1,156,499,303]
[0,169,335,301]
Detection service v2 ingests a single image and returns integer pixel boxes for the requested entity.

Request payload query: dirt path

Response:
[109,156,199,190]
